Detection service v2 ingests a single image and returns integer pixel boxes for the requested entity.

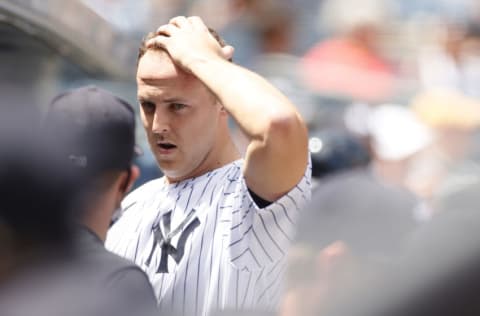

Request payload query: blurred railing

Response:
[0,0,137,80]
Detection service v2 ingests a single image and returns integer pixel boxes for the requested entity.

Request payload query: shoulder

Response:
[122,177,165,211]
[76,235,141,272]
[200,159,244,191]
[79,247,157,311]
[80,243,155,291]
[108,177,165,226]
[107,178,165,241]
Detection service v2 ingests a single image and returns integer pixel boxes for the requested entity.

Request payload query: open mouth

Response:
[158,143,177,150]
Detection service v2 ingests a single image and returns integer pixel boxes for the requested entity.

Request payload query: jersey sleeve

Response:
[227,157,312,270]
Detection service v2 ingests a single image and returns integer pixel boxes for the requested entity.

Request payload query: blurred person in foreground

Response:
[316,179,480,316]
[280,172,418,316]
[0,107,156,316]
[0,108,77,287]
[0,109,80,316]
[44,85,158,314]
[280,104,432,315]
[106,16,311,316]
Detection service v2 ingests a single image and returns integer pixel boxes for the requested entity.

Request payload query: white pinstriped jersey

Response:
[106,159,311,316]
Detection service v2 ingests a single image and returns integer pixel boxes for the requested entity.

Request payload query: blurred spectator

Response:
[250,4,318,129]
[406,90,480,210]
[320,184,480,316]
[282,162,418,315]
[418,21,480,98]
[214,0,278,66]
[309,128,371,182]
[367,104,433,189]
[397,0,476,21]
[226,2,319,152]
[280,105,432,315]
[301,0,397,103]
[367,104,433,222]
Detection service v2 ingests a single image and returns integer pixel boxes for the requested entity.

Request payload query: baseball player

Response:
[106,16,311,316]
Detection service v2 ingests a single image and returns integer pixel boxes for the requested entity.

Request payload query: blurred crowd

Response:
[2,0,480,315]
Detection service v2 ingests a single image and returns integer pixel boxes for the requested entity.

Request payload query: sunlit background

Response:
[2,0,480,315]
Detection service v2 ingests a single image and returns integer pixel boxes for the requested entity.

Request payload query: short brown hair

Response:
[137,27,231,65]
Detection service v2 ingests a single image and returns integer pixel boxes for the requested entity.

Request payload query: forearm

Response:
[189,56,309,200]
[188,57,305,141]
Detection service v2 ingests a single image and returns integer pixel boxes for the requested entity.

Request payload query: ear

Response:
[215,100,227,113]
[123,165,140,195]
[114,165,140,207]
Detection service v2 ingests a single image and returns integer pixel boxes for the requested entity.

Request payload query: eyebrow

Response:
[137,96,151,102]
[137,96,187,104]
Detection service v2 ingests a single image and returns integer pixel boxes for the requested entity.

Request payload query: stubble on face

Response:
[137,50,225,182]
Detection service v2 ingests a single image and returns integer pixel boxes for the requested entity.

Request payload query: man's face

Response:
[136,50,223,182]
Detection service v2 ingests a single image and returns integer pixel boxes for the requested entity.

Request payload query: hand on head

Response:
[146,16,234,71]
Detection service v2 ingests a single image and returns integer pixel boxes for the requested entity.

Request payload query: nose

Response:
[152,109,170,135]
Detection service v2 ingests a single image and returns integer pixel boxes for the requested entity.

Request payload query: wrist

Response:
[187,54,227,75]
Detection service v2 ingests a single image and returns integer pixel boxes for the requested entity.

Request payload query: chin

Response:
[161,161,204,183]
[163,170,190,183]
[159,163,187,180]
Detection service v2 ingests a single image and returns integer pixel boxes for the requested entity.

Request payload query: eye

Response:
[140,101,155,114]
[170,103,187,111]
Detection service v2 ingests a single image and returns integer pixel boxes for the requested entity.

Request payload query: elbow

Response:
[267,112,308,144]
[263,112,309,159]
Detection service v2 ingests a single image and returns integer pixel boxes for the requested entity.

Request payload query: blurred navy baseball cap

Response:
[309,128,371,179]
[45,85,141,175]
[0,107,80,246]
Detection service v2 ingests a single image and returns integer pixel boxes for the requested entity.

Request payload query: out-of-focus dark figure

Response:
[0,108,83,316]
[281,116,423,315]
[281,164,419,315]
[309,129,371,181]
[43,86,158,313]
[0,89,158,316]
[0,106,78,275]
[319,181,480,316]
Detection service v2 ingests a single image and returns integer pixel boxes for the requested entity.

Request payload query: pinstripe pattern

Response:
[106,158,311,316]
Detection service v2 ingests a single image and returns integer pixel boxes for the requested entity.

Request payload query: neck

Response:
[82,199,115,242]
[166,133,241,184]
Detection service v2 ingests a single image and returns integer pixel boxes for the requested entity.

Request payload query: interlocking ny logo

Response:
[145,209,200,273]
